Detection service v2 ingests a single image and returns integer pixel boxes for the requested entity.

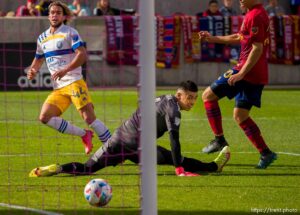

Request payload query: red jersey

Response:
[234,4,269,84]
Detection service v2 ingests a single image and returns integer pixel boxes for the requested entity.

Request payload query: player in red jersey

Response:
[198,0,277,169]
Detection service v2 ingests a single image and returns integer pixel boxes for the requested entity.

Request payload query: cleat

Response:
[256,152,277,169]
[29,164,59,177]
[81,130,94,154]
[214,146,231,172]
[202,138,228,154]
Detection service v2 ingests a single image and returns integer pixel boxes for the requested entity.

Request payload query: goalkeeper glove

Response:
[175,167,200,177]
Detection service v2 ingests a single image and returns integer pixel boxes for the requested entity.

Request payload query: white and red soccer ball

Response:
[84,178,112,207]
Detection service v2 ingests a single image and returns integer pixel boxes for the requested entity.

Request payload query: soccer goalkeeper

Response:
[29,80,230,177]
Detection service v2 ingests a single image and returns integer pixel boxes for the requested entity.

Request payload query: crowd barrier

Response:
[105,15,300,67]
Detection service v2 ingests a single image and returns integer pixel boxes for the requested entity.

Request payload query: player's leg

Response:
[234,85,277,169]
[40,90,93,154]
[59,144,113,175]
[156,145,174,165]
[71,80,111,145]
[79,103,111,144]
[29,163,60,177]
[29,161,94,177]
[29,138,126,177]
[40,104,86,137]
[202,69,239,153]
[156,145,229,173]
[181,146,231,173]
[40,96,88,137]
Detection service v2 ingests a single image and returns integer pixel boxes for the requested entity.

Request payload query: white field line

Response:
[0,117,280,124]
[0,153,83,157]
[0,203,63,215]
[0,151,299,157]
[184,151,300,156]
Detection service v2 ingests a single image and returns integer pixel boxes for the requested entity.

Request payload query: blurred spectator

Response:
[201,0,222,17]
[0,10,6,17]
[93,0,121,16]
[36,0,53,16]
[265,0,285,16]
[68,0,91,16]
[16,0,39,16]
[6,11,15,17]
[220,0,238,16]
[68,0,81,16]
[290,0,300,15]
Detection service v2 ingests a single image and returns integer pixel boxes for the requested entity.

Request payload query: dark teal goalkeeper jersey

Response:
[113,95,182,166]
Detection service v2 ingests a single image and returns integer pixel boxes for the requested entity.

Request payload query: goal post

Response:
[139,0,157,214]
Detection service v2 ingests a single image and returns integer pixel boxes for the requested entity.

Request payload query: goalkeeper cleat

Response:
[202,138,228,154]
[214,146,230,172]
[29,164,59,177]
[81,129,94,154]
[256,152,277,169]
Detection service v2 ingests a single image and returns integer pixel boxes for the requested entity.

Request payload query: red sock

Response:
[204,101,223,136]
[239,117,269,153]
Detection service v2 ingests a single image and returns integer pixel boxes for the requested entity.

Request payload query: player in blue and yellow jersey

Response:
[27,1,111,154]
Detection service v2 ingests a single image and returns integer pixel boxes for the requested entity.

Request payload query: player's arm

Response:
[228,42,263,86]
[51,46,87,81]
[198,31,241,45]
[168,131,199,177]
[164,101,198,176]
[168,130,182,168]
[64,46,87,71]
[27,57,44,80]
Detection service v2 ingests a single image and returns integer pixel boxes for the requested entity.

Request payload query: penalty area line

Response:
[0,203,63,215]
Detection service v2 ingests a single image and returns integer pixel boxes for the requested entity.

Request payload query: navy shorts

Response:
[210,69,264,110]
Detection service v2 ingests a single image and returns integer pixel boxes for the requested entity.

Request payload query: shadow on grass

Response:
[0,209,254,215]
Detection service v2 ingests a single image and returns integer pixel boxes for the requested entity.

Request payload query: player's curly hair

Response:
[48,1,73,24]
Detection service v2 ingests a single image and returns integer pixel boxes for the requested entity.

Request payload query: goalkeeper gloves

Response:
[175,167,200,177]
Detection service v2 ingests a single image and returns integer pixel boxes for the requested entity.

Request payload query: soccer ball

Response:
[84,178,112,207]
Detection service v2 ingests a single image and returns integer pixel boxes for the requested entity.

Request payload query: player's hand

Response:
[27,68,37,80]
[175,167,200,177]
[228,73,244,86]
[198,31,211,42]
[51,69,68,81]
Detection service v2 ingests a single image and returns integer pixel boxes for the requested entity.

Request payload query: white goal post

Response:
[139,0,157,215]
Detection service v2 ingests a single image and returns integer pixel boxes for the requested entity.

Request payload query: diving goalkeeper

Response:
[29,80,230,177]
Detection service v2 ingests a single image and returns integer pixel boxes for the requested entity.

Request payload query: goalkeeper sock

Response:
[46,117,85,136]
[89,119,111,144]
[204,101,223,135]
[239,117,269,153]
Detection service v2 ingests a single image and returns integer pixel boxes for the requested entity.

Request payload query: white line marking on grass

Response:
[276,152,300,156]
[235,151,300,156]
[0,153,83,157]
[182,151,300,156]
[0,117,283,124]
[0,203,63,215]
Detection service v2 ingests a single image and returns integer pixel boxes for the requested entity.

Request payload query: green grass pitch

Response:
[0,89,299,214]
